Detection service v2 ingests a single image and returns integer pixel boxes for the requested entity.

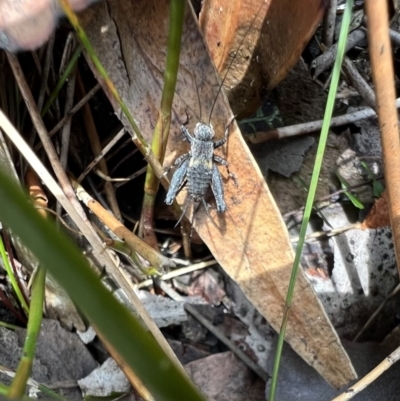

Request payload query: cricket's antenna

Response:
[175,195,192,227]
[193,75,203,123]
[208,0,266,125]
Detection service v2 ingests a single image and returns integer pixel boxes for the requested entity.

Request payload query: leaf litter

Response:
[1,0,400,400]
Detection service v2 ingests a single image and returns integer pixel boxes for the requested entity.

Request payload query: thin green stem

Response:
[0,382,32,401]
[0,321,20,330]
[41,47,81,116]
[268,1,354,399]
[142,0,185,239]
[37,383,70,401]
[0,233,29,314]
[0,368,69,401]
[8,266,46,399]
[160,0,186,123]
[96,228,161,276]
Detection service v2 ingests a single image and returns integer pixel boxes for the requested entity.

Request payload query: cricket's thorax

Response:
[190,137,214,160]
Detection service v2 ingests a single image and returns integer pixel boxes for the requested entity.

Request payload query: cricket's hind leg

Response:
[174,195,193,227]
[213,117,238,186]
[211,164,227,212]
[213,155,238,186]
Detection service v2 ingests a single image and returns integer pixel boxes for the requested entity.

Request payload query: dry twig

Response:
[246,98,400,144]
[366,0,400,276]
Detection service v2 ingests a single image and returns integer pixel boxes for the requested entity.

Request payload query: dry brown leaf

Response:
[361,192,391,229]
[199,0,327,118]
[79,0,356,387]
[186,270,226,305]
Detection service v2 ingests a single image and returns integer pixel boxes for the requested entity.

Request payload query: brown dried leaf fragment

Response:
[199,0,327,118]
[361,192,391,229]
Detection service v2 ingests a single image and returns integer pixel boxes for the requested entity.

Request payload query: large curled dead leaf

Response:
[79,0,356,388]
[199,0,327,118]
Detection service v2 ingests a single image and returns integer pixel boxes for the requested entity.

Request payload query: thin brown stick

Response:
[27,38,55,150]
[36,35,54,118]
[59,33,75,77]
[137,259,217,289]
[331,346,400,401]
[246,98,400,144]
[181,220,193,260]
[57,66,77,217]
[353,283,400,341]
[92,169,131,182]
[322,0,337,47]
[365,0,400,277]
[342,57,376,109]
[310,29,366,79]
[73,179,174,271]
[113,165,147,189]
[6,52,90,221]
[76,73,121,220]
[77,127,125,182]
[59,67,77,169]
[42,83,101,144]
[290,223,359,243]
[30,51,42,75]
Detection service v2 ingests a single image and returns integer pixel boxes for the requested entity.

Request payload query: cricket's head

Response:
[193,122,215,141]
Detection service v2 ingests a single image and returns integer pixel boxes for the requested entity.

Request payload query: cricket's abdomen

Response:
[187,158,213,197]
[186,138,214,197]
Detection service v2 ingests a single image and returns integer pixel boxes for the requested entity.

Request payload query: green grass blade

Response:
[41,47,81,116]
[160,0,185,121]
[141,0,185,236]
[360,161,384,197]
[0,170,205,401]
[8,266,46,398]
[335,170,364,209]
[268,1,354,399]
[0,234,29,314]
